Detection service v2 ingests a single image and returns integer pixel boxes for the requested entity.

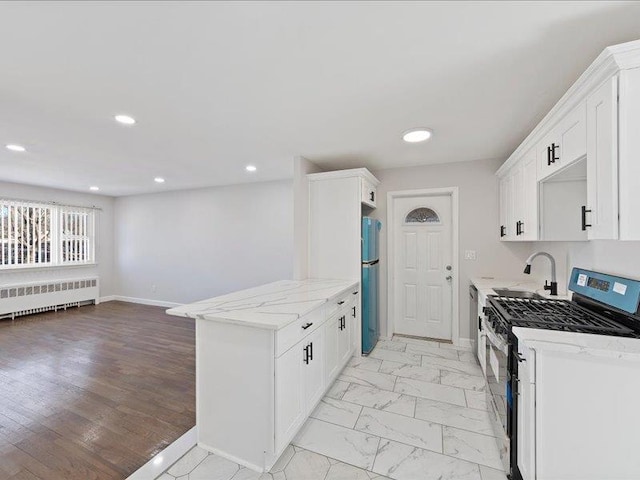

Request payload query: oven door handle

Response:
[484,326,509,355]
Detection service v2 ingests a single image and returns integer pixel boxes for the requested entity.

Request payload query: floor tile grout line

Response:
[362,435,504,472]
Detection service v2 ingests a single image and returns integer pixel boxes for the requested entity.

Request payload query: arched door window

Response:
[405,207,440,224]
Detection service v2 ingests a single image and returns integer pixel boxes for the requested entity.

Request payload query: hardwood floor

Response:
[0,301,195,480]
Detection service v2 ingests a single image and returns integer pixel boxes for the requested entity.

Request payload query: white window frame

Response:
[0,198,97,271]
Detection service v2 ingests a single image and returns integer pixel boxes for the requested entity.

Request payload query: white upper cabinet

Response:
[498,173,513,240]
[618,67,640,240]
[497,39,640,241]
[499,146,537,242]
[361,178,377,208]
[537,102,587,181]
[585,76,619,240]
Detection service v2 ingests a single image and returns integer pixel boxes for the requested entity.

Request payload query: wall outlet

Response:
[464,250,477,260]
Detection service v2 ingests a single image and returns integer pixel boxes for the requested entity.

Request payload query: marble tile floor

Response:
[157,336,507,480]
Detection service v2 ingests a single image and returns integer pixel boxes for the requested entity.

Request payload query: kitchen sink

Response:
[492,288,544,299]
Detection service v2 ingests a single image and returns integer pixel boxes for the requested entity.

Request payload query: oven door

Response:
[485,324,510,472]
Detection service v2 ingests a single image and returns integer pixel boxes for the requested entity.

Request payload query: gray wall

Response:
[371,158,533,341]
[527,240,640,292]
[0,181,117,296]
[114,179,294,304]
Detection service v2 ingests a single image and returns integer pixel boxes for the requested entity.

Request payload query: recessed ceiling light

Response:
[89,186,100,191]
[245,165,257,172]
[154,177,165,183]
[115,114,136,125]
[402,128,432,143]
[6,144,26,152]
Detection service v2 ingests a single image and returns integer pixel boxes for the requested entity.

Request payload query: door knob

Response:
[446,265,452,271]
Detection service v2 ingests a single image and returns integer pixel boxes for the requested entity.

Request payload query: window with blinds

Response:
[0,199,96,269]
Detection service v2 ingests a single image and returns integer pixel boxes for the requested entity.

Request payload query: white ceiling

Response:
[1,1,640,196]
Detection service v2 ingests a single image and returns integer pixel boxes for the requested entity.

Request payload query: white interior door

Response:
[393,195,453,340]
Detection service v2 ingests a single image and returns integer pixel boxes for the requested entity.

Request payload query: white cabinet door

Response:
[361,178,377,208]
[511,163,525,241]
[338,311,351,366]
[517,344,536,480]
[275,343,305,452]
[559,101,587,165]
[521,148,538,241]
[538,103,587,181]
[499,174,513,240]
[586,76,619,240]
[324,314,339,383]
[303,327,325,411]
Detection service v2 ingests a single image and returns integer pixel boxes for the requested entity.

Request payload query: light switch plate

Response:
[464,250,477,260]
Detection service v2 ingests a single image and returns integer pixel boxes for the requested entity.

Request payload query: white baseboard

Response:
[99,295,182,308]
[99,295,116,304]
[456,337,473,348]
[126,426,196,479]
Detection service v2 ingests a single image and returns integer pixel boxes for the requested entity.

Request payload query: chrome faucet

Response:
[523,251,558,296]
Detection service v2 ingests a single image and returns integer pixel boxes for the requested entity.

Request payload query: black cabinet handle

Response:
[352,306,356,318]
[303,345,310,364]
[302,322,313,330]
[370,191,375,202]
[516,221,524,235]
[338,300,345,306]
[478,315,482,331]
[552,143,559,163]
[547,143,559,165]
[514,351,526,363]
[581,205,592,231]
[352,291,359,295]
[309,342,313,361]
[500,225,506,238]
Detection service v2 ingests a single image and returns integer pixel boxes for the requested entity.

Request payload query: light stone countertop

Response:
[513,327,640,361]
[166,278,359,330]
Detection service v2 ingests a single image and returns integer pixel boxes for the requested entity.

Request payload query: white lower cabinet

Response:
[514,329,640,480]
[192,281,359,473]
[302,327,325,412]
[324,313,340,383]
[516,342,536,480]
[338,309,352,366]
[275,342,305,452]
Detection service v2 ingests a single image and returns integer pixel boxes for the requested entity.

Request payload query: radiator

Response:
[0,277,99,319]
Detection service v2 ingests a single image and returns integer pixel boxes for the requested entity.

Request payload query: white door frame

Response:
[387,187,460,345]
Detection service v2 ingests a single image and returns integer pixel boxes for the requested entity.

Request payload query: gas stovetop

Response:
[485,268,640,339]
[487,296,639,337]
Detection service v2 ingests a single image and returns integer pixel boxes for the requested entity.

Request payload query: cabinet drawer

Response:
[276,306,325,357]
[326,290,353,318]
[361,179,377,208]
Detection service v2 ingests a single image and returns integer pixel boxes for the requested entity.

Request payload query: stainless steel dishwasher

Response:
[469,284,478,350]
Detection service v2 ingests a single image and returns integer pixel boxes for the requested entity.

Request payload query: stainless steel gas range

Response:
[482,268,640,480]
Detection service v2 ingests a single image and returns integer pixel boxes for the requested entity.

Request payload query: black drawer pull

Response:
[500,225,506,238]
[303,345,310,364]
[302,322,313,330]
[352,306,356,318]
[309,342,313,361]
[352,291,359,295]
[370,191,375,202]
[338,301,345,305]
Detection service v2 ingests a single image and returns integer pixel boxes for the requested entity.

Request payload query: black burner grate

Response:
[489,296,636,336]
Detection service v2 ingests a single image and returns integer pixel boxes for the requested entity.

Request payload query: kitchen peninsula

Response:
[167,278,360,472]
